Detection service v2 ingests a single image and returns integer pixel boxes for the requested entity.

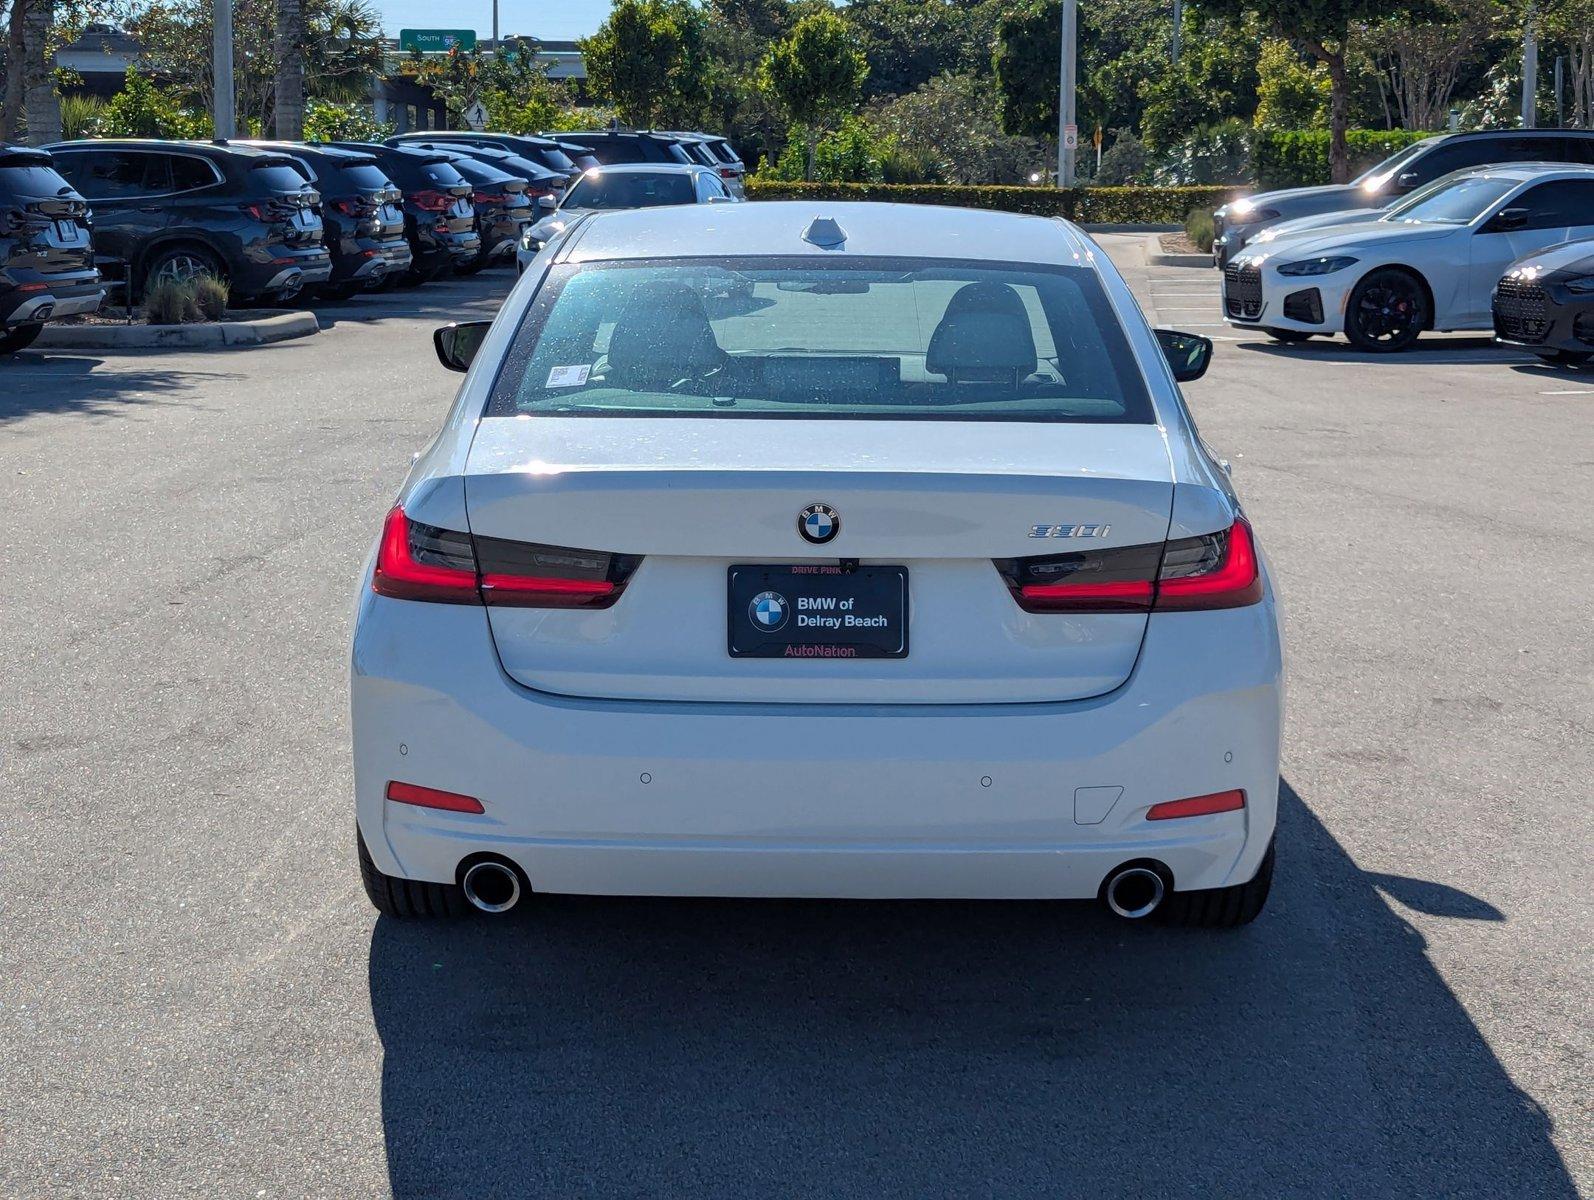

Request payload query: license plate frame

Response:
[728,564,909,659]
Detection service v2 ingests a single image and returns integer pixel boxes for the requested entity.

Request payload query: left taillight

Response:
[370,504,639,609]
[997,519,1261,614]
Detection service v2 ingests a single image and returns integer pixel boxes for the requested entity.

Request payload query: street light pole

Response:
[213,0,234,139]
[1171,0,1182,62]
[1057,0,1076,188]
[492,0,499,47]
[1522,4,1538,129]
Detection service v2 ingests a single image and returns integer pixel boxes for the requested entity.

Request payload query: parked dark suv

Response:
[390,146,534,270]
[44,139,331,301]
[1,144,103,354]
[388,131,596,182]
[240,141,412,299]
[555,131,696,167]
[329,142,480,283]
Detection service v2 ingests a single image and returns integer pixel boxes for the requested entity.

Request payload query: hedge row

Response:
[1253,129,1432,190]
[745,181,1242,224]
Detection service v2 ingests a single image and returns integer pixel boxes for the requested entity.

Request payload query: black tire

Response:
[1263,327,1312,343]
[357,828,469,918]
[0,323,44,354]
[1345,268,1428,352]
[1534,348,1592,366]
[1159,839,1274,928]
[143,244,225,296]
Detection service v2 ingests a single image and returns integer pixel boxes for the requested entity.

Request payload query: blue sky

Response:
[377,0,615,40]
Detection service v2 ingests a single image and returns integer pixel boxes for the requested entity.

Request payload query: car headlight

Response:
[1563,274,1594,294]
[1277,255,1359,277]
[1225,200,1279,223]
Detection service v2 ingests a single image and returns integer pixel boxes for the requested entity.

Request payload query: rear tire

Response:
[0,323,44,354]
[143,244,225,297]
[357,828,469,918]
[1344,268,1427,352]
[1159,839,1274,928]
[1263,327,1311,343]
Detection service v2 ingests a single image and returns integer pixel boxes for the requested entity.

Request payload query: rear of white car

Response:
[353,202,1282,925]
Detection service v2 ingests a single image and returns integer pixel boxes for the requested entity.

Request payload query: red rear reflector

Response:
[1146,789,1245,821]
[385,780,485,814]
[1155,519,1262,611]
[371,505,480,604]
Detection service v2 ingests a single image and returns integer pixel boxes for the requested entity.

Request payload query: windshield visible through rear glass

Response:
[484,256,1154,424]
[564,173,696,209]
[1385,175,1516,223]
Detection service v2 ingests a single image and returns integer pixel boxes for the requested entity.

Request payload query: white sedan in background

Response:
[516,162,735,272]
[1222,163,1594,350]
[354,201,1282,927]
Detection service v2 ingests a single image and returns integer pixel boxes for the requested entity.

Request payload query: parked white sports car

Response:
[353,201,1283,926]
[1222,163,1594,350]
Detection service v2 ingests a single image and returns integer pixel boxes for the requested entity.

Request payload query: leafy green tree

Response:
[100,66,208,138]
[581,0,709,127]
[762,9,868,179]
[401,41,575,131]
[1253,37,1330,129]
[841,0,1002,100]
[867,70,1045,184]
[303,96,391,140]
[763,114,891,181]
[1192,0,1443,182]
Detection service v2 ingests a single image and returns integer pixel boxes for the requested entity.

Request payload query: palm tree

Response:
[22,0,60,144]
[275,0,305,138]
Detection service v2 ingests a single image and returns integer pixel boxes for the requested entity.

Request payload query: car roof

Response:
[577,162,709,177]
[561,200,1095,265]
[1444,127,1594,141]
[236,140,377,165]
[1449,162,1594,182]
[42,138,286,162]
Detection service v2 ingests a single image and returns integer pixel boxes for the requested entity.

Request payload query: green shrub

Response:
[744,180,1242,225]
[59,94,109,139]
[303,99,392,143]
[142,278,197,325]
[102,68,210,139]
[192,274,229,321]
[1184,207,1215,252]
[1154,119,1252,186]
[1252,128,1432,189]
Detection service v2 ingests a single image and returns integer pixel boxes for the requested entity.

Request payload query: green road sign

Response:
[399,28,477,53]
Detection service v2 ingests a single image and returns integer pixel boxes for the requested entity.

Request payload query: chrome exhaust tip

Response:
[461,859,522,914]
[1103,865,1166,920]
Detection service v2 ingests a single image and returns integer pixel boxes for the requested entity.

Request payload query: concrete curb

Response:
[1146,234,1215,268]
[36,311,320,350]
[1080,222,1180,233]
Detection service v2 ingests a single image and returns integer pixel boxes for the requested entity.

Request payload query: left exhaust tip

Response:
[461,859,523,914]
[1102,864,1167,920]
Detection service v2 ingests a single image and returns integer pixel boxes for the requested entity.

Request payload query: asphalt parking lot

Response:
[2,243,1589,1198]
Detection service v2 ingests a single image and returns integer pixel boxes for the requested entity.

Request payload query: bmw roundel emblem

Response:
[798,503,840,544]
[750,590,788,631]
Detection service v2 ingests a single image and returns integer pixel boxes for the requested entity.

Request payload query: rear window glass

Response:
[248,163,313,194]
[531,146,576,173]
[485,256,1153,424]
[333,163,393,191]
[422,162,468,187]
[0,163,72,200]
[564,172,695,209]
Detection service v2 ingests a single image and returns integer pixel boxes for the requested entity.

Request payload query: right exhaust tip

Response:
[1103,865,1167,920]
[461,859,523,914]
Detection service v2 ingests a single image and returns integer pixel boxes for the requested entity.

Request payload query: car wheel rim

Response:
[1356,280,1420,342]
[153,255,209,285]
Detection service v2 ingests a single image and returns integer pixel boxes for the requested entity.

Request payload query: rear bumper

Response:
[234,247,332,297]
[351,581,1283,900]
[1,274,104,326]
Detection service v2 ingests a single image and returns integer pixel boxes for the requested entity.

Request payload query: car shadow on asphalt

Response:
[366,781,1576,1199]
[1235,336,1537,367]
[307,272,513,330]
[0,354,244,425]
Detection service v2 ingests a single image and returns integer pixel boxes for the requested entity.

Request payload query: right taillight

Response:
[999,519,1261,614]
[371,504,638,608]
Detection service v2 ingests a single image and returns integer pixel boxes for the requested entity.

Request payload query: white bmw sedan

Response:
[1223,163,1594,350]
[352,201,1283,927]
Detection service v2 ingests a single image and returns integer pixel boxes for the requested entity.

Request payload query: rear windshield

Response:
[529,145,576,173]
[485,256,1154,424]
[248,162,315,194]
[564,172,695,209]
[0,163,72,200]
[422,161,469,188]
[331,162,394,192]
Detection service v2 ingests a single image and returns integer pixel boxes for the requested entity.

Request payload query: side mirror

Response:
[704,194,733,204]
[1156,328,1213,383]
[1395,169,1421,190]
[1487,207,1529,232]
[433,320,491,373]
[536,194,558,213]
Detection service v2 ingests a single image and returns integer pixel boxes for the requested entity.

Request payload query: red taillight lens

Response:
[371,506,480,604]
[1146,789,1245,820]
[385,780,485,814]
[1154,518,1263,610]
[473,191,506,205]
[718,167,737,180]
[999,519,1261,614]
[370,505,638,608]
[240,202,269,221]
[410,189,450,212]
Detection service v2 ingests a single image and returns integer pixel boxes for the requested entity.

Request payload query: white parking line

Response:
[1537,388,1594,395]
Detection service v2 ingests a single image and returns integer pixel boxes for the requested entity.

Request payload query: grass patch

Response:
[1184,206,1216,253]
[142,273,229,325]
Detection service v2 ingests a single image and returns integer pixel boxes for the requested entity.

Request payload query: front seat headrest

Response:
[925,282,1038,384]
[605,283,726,388]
